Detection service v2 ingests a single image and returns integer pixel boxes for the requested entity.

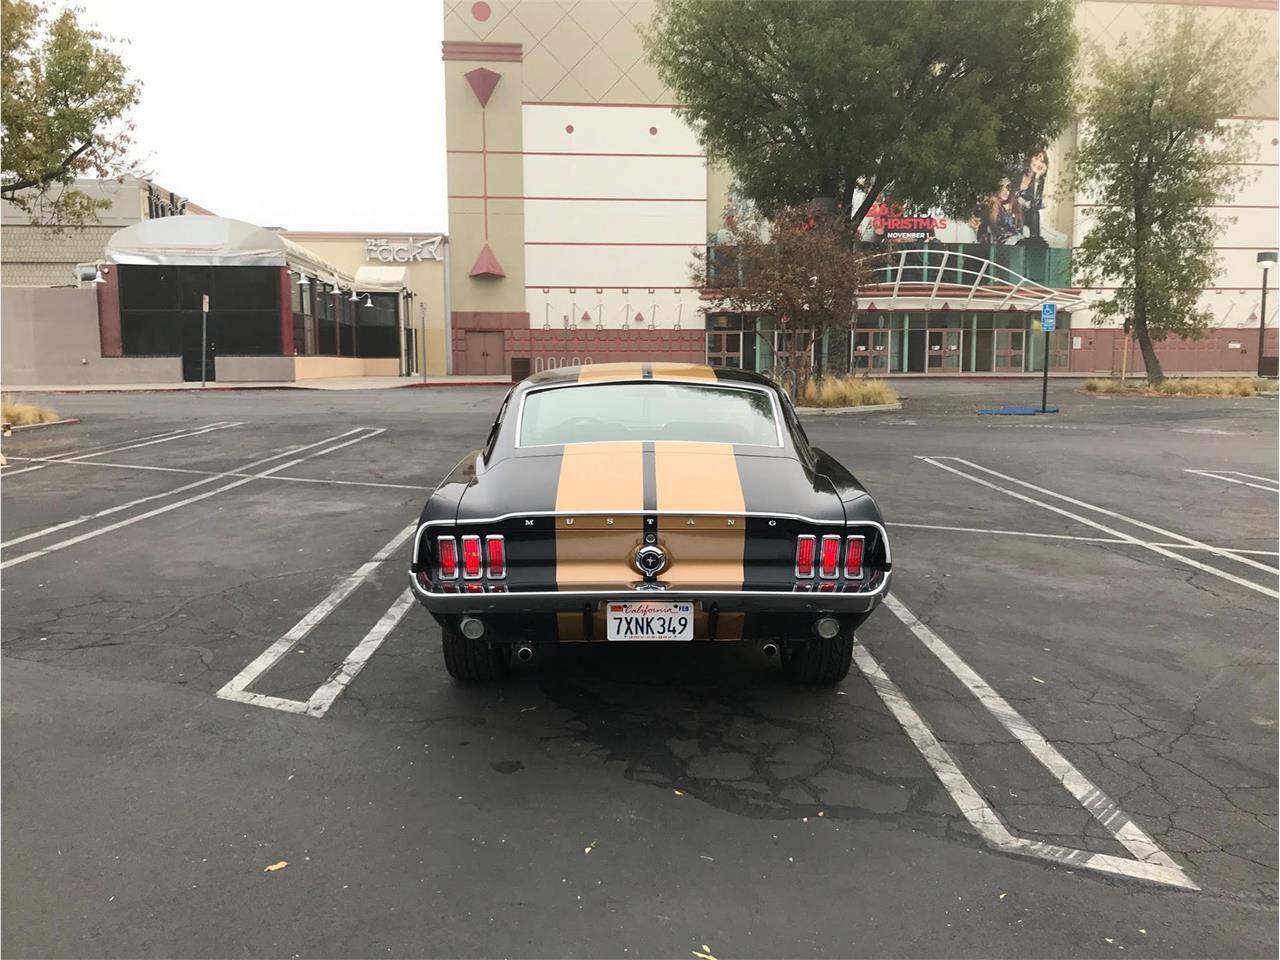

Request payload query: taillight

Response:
[819,535,841,579]
[485,535,506,579]
[437,537,458,579]
[461,535,482,579]
[795,535,816,578]
[845,535,865,580]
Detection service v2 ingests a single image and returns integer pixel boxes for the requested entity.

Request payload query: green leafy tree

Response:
[2,0,140,227]
[1072,13,1260,383]
[645,0,1077,229]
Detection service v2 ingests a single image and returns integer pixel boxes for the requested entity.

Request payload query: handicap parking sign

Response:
[1041,303,1057,333]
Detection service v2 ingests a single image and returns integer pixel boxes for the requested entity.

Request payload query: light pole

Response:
[1258,251,1277,377]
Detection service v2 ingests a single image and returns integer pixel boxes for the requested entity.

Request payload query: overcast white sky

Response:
[78,0,448,232]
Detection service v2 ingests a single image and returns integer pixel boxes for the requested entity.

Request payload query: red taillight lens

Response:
[485,535,506,579]
[437,537,458,579]
[845,536,865,579]
[819,535,841,579]
[461,535,482,578]
[795,535,816,578]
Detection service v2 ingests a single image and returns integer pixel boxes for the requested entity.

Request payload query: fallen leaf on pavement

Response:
[264,861,288,872]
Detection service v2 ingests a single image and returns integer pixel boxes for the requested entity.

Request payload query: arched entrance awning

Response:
[103,216,404,293]
[858,247,1089,313]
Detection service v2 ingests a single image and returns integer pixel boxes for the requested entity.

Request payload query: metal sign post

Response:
[201,293,210,388]
[1040,303,1057,413]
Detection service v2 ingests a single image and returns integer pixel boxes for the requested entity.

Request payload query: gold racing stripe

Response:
[651,363,718,382]
[654,442,745,589]
[577,364,645,382]
[555,442,644,588]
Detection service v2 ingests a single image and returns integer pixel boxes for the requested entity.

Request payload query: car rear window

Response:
[518,382,781,447]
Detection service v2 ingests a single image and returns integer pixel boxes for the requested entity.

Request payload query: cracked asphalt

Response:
[1,380,1276,958]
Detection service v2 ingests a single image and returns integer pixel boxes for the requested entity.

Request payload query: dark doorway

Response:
[971,329,994,372]
[906,329,927,373]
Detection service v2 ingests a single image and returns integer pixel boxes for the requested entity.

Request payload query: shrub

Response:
[799,376,899,408]
[1082,377,1272,397]
[2,395,59,426]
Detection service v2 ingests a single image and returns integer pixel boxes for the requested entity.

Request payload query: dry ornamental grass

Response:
[2,395,60,426]
[799,376,899,408]
[1083,377,1273,397]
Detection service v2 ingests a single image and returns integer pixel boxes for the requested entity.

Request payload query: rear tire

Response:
[782,633,854,684]
[441,625,510,682]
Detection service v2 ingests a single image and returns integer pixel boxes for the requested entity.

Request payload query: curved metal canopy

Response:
[858,247,1089,313]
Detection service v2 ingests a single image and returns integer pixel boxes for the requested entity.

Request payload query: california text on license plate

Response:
[606,601,694,641]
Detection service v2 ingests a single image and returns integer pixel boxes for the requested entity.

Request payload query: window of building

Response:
[118,265,281,357]
[355,293,400,358]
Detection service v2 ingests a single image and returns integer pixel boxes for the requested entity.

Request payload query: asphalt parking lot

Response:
[2,380,1276,959]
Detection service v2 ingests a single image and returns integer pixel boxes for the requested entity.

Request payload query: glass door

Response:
[851,330,890,371]
[707,331,743,367]
[994,329,1025,371]
[927,329,962,370]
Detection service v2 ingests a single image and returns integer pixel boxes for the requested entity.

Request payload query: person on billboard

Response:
[979,177,1022,245]
[1012,146,1049,239]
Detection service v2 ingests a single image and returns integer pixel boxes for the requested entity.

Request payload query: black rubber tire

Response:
[782,633,855,684]
[441,625,510,682]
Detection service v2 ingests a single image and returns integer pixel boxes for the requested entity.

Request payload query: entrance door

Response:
[706,330,742,367]
[465,330,505,375]
[851,330,889,371]
[928,330,962,371]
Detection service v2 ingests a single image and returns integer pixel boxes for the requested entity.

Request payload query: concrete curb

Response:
[6,417,81,432]
[796,401,903,416]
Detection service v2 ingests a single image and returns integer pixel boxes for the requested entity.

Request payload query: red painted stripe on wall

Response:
[450,195,706,202]
[450,149,706,158]
[523,101,683,109]
[525,241,704,247]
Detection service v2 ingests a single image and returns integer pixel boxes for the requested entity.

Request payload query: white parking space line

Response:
[0,429,384,569]
[0,456,430,491]
[0,422,241,477]
[216,524,417,713]
[891,521,1280,556]
[853,640,1198,890]
[305,589,416,717]
[920,457,1280,599]
[935,457,1279,578]
[884,595,1188,871]
[1185,469,1280,493]
[0,427,407,547]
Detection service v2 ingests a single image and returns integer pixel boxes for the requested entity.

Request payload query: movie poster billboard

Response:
[860,143,1069,248]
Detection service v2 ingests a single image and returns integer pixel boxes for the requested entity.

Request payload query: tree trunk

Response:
[1132,307,1165,385]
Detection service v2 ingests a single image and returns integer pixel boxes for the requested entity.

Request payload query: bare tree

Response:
[696,204,869,394]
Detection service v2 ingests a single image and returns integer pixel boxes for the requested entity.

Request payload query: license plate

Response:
[605,601,694,641]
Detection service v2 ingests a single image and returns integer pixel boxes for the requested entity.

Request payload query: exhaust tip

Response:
[460,617,485,640]
[761,642,779,658]
[814,617,841,640]
[515,644,534,663]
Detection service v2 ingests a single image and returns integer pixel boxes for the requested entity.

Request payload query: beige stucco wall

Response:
[217,356,297,382]
[444,48,528,317]
[293,356,401,380]
[281,233,448,375]
[0,286,181,386]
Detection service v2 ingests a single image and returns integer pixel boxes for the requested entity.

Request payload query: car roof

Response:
[520,362,776,390]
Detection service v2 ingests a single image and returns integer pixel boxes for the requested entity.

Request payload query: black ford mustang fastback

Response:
[410,362,891,684]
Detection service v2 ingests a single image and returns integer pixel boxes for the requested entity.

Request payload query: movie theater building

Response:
[442,0,1278,377]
